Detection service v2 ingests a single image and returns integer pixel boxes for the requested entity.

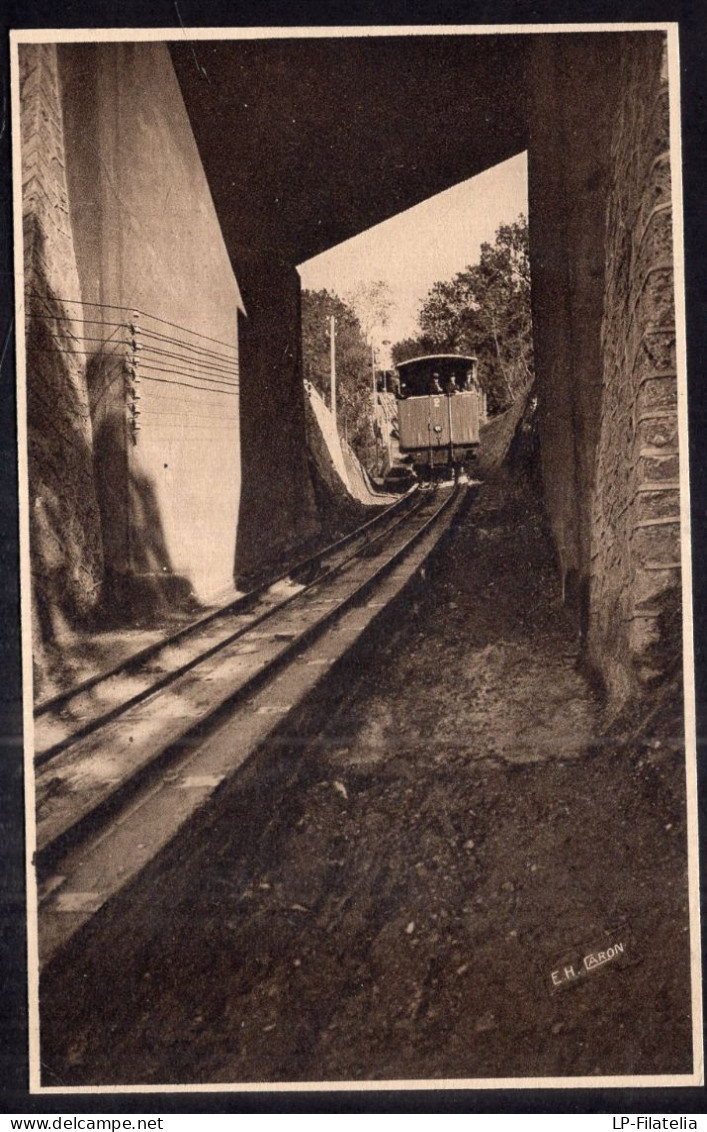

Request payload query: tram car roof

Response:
[395,354,478,372]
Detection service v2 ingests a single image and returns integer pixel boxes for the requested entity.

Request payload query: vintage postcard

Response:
[9,23,702,1093]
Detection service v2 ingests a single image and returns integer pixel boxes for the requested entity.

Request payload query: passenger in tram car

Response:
[463,362,481,395]
[447,373,459,395]
[431,373,443,394]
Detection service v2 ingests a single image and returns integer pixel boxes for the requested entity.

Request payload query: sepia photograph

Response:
[10,22,702,1092]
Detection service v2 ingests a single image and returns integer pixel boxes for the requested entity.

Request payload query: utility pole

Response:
[371,341,379,471]
[381,340,391,394]
[329,316,336,429]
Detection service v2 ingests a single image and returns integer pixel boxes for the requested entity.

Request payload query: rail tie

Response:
[35,483,469,968]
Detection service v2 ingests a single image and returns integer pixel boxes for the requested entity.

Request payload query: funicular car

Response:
[395,354,486,480]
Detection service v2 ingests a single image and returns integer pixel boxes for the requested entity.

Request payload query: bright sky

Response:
[298,151,528,352]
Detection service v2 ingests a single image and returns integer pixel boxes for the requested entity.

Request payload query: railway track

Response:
[34,486,422,764]
[34,483,468,966]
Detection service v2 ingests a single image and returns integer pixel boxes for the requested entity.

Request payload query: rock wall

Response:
[588,37,680,712]
[20,44,104,662]
[527,32,680,713]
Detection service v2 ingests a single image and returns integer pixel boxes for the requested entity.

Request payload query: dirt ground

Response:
[40,471,694,1086]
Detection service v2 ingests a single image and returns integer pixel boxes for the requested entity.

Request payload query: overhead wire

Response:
[41,332,128,347]
[25,313,126,330]
[138,372,239,397]
[137,342,238,378]
[90,369,133,414]
[138,325,238,365]
[28,321,238,385]
[28,344,125,359]
[138,407,238,423]
[141,388,237,407]
[24,295,242,418]
[135,423,240,433]
[24,291,239,351]
[138,362,239,390]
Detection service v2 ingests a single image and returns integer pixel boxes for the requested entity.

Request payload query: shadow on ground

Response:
[38,470,693,1086]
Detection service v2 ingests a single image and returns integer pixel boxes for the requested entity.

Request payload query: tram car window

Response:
[394,354,485,481]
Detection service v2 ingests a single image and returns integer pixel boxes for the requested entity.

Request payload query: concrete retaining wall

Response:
[21,39,322,646]
[306,384,351,491]
[342,443,384,504]
[305,383,384,506]
[527,34,624,635]
[233,254,320,582]
[21,40,246,640]
[57,42,244,605]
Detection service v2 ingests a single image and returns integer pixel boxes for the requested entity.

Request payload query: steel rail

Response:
[34,489,427,766]
[36,484,461,872]
[35,487,418,721]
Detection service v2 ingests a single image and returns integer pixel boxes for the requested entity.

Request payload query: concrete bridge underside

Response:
[170,30,677,712]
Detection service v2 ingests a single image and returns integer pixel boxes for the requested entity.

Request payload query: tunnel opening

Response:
[295,153,534,501]
[17,26,695,1090]
[18,29,682,721]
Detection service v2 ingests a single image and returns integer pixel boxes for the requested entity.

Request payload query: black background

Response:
[1,0,705,1115]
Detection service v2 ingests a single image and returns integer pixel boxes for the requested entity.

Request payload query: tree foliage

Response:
[391,334,437,367]
[301,288,374,464]
[345,279,395,346]
[392,215,533,414]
